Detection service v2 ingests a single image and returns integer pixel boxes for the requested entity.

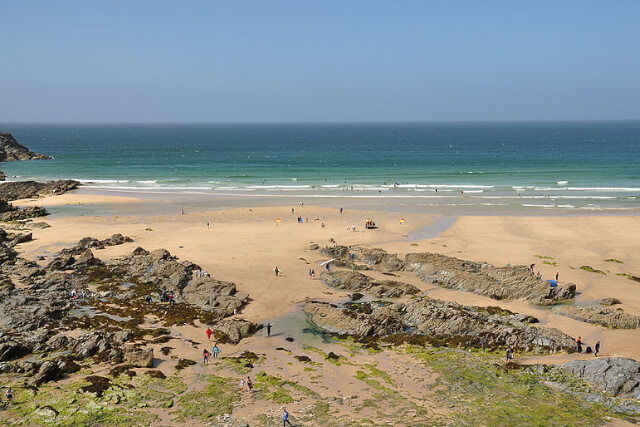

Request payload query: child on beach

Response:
[246,376,253,392]
[203,348,211,364]
[212,344,220,359]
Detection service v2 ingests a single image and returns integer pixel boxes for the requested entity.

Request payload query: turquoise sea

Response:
[1,122,639,211]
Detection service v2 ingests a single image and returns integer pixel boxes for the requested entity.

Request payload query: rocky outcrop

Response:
[304,298,575,353]
[600,298,622,306]
[0,179,78,201]
[323,270,420,298]
[0,133,52,161]
[315,244,576,305]
[559,358,640,398]
[57,234,133,257]
[182,278,248,317]
[210,319,261,344]
[354,247,406,271]
[552,305,640,329]
[0,205,47,221]
[404,252,576,305]
[0,231,256,385]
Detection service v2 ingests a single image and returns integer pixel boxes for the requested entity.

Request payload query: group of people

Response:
[193,269,210,278]
[576,336,601,357]
[69,289,88,299]
[239,376,253,392]
[158,289,176,305]
[528,263,559,282]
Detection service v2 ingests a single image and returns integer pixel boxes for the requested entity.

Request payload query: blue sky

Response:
[1,1,639,122]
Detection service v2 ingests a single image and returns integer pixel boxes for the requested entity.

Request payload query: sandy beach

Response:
[3,189,640,426]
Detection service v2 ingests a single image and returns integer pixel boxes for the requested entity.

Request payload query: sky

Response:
[1,1,639,123]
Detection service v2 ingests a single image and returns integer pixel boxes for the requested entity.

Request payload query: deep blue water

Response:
[1,122,639,210]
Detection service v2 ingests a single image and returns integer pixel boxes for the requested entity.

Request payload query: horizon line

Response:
[2,118,640,126]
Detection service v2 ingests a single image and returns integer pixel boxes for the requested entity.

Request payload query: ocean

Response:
[1,122,639,212]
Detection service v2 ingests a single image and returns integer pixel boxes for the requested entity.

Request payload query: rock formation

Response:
[0,179,78,201]
[304,297,575,353]
[552,305,640,329]
[323,270,420,298]
[404,252,576,305]
[0,233,256,385]
[315,244,577,305]
[0,132,52,161]
[559,358,640,398]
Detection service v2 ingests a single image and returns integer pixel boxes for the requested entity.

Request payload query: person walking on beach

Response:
[146,295,152,306]
[595,341,601,357]
[283,408,294,426]
[240,378,245,391]
[203,348,211,365]
[206,327,213,341]
[5,387,13,404]
[311,269,315,279]
[266,323,272,337]
[506,346,514,362]
[291,208,295,214]
[246,376,253,392]
[274,266,279,276]
[555,272,559,281]
[340,207,343,214]
[212,343,220,359]
[576,336,583,353]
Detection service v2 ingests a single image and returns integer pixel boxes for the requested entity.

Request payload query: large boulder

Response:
[559,357,640,398]
[123,345,154,368]
[210,319,260,344]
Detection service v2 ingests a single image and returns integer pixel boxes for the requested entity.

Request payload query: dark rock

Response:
[175,358,197,370]
[0,206,47,221]
[34,360,64,385]
[326,352,340,360]
[0,180,78,201]
[600,297,622,306]
[80,375,112,397]
[0,133,52,161]
[294,355,312,363]
[145,370,166,379]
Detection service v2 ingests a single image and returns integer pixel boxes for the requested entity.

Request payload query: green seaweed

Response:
[605,259,624,263]
[534,255,555,260]
[173,374,239,421]
[580,265,606,274]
